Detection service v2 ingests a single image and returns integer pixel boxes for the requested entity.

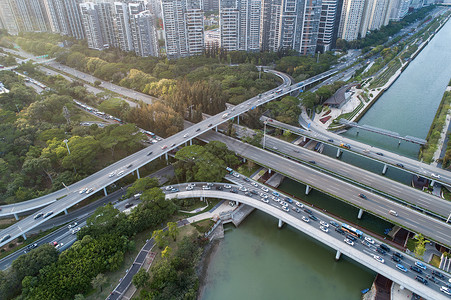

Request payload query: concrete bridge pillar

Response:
[64,209,68,215]
[336,148,342,158]
[278,219,284,228]
[13,213,19,221]
[235,201,239,206]
[357,209,364,219]
[103,187,108,196]
[22,233,27,240]
[303,136,307,142]
[243,158,246,163]
[335,250,341,261]
[356,130,359,136]
[382,164,388,175]
[305,185,312,195]
[430,180,436,186]
[190,139,192,146]
[237,116,240,125]
[268,169,272,174]
[215,126,218,132]
[165,153,168,163]
[136,168,140,179]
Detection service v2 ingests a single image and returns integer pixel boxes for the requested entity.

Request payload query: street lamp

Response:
[63,139,71,154]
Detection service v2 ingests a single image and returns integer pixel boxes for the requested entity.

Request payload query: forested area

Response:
[0,71,144,204]
[300,81,346,110]
[0,177,179,299]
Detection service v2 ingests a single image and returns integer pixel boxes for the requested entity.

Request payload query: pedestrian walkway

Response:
[186,201,233,224]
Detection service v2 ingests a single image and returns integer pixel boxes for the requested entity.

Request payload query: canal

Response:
[201,16,451,300]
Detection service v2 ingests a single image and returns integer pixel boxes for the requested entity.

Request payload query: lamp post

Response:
[63,139,71,154]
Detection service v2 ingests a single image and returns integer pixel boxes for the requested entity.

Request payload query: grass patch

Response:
[406,238,416,252]
[429,254,441,267]
[237,163,261,178]
[177,199,221,218]
[178,199,208,212]
[369,58,402,88]
[191,219,215,234]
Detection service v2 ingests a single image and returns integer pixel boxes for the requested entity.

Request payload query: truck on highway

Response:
[340,143,351,149]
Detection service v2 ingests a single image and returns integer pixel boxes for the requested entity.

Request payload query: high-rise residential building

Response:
[359,0,391,37]
[130,10,159,57]
[338,0,366,41]
[43,0,85,39]
[113,2,134,52]
[0,0,49,34]
[80,2,106,50]
[298,0,322,55]
[97,2,117,48]
[389,0,410,21]
[317,0,342,52]
[219,0,261,51]
[204,0,219,11]
[161,0,204,59]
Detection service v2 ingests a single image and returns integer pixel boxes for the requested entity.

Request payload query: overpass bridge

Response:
[164,179,450,300]
[339,119,427,145]
[263,115,450,187]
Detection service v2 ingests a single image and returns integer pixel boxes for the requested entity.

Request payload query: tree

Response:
[161,246,172,259]
[132,268,150,289]
[126,177,159,198]
[152,229,168,249]
[74,294,85,300]
[94,80,101,86]
[413,233,429,259]
[91,273,107,292]
[167,222,178,241]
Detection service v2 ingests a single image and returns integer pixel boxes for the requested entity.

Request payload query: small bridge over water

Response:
[339,119,427,145]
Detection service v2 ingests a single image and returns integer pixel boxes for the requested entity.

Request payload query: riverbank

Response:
[320,11,451,131]
[196,238,221,299]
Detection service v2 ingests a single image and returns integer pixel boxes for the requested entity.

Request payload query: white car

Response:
[183,133,189,138]
[165,186,174,191]
[186,186,194,190]
[79,188,87,194]
[364,237,375,244]
[295,202,304,208]
[282,206,289,212]
[344,238,354,246]
[320,226,328,233]
[431,173,441,179]
[108,172,115,177]
[117,171,124,176]
[373,255,384,264]
[302,216,309,223]
[319,221,329,228]
[251,182,258,187]
[261,198,269,203]
[68,222,78,229]
[224,184,232,189]
[261,186,269,192]
[441,286,451,296]
[233,172,240,178]
[202,185,211,190]
[239,186,247,192]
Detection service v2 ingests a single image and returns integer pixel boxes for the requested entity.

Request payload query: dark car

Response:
[346,234,356,242]
[304,208,312,214]
[309,214,318,221]
[328,139,334,142]
[379,244,390,252]
[230,189,238,193]
[308,160,316,164]
[215,186,223,191]
[127,164,133,168]
[147,151,153,156]
[393,252,404,259]
[335,228,345,235]
[376,247,386,255]
[34,213,44,220]
[285,197,293,204]
[125,203,134,209]
[432,270,445,279]
[358,193,367,199]
[170,144,175,147]
[251,190,258,195]
[391,255,401,263]
[410,266,423,274]
[43,211,53,218]
[396,163,404,168]
[208,124,213,127]
[244,177,250,182]
[196,128,201,132]
[330,221,340,228]
[426,275,438,284]
[415,276,428,285]
[375,152,384,156]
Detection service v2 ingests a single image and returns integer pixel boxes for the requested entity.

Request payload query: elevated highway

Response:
[165,179,450,300]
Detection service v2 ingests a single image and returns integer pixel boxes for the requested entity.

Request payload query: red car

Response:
[161,145,168,150]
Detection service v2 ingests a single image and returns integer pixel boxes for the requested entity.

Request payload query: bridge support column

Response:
[235,201,238,206]
[22,233,27,241]
[430,180,436,186]
[278,219,284,228]
[382,164,388,175]
[190,139,192,146]
[303,136,307,142]
[237,116,239,125]
[335,250,341,261]
[165,153,168,163]
[103,187,108,196]
[398,140,401,146]
[215,126,218,132]
[243,158,246,163]
[357,209,364,219]
[356,130,359,136]
[13,213,19,221]
[336,148,342,158]
[64,209,68,215]
[136,168,140,179]
[268,168,271,174]
[305,185,312,195]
